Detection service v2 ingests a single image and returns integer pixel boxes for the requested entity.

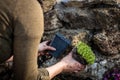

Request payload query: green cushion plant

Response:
[76,41,95,65]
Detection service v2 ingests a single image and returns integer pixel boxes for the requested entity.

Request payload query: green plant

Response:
[76,41,95,65]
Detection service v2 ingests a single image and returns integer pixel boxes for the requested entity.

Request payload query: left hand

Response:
[38,41,56,56]
[6,41,55,62]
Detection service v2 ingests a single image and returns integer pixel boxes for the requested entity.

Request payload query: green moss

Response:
[76,41,95,65]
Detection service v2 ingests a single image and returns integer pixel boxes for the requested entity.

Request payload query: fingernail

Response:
[53,48,56,50]
[74,71,78,73]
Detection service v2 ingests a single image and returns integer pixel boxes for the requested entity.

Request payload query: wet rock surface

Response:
[40,0,120,80]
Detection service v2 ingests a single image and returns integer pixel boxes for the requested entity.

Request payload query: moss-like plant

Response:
[76,41,95,65]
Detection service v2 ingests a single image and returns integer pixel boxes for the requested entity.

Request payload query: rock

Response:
[56,0,118,8]
[59,29,91,46]
[44,10,62,34]
[55,4,97,30]
[78,56,118,80]
[54,0,120,55]
[91,5,120,55]
[93,32,120,55]
[39,0,120,13]
[100,60,107,65]
[60,1,85,8]
[38,0,56,12]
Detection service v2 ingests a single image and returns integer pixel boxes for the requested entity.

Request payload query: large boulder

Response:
[54,0,120,55]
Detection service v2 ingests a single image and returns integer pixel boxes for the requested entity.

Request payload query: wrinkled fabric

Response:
[0,0,50,80]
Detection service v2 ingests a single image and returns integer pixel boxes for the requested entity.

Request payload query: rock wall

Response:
[40,0,120,80]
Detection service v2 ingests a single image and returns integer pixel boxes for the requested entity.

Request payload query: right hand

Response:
[60,52,85,73]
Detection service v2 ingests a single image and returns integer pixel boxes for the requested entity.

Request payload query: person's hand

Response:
[6,56,13,62]
[46,51,85,79]
[38,41,56,56]
[60,52,85,73]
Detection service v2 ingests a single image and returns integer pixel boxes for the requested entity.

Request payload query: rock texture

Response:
[39,0,120,80]
[38,0,56,12]
[55,1,120,56]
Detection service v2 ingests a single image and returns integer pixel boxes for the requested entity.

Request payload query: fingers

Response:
[43,41,56,51]
[74,70,79,73]
[66,52,73,58]
[43,41,50,44]
[62,53,86,73]
[39,40,56,52]
[6,56,13,62]
[45,46,56,51]
[38,52,44,56]
[74,59,86,69]
[72,63,85,73]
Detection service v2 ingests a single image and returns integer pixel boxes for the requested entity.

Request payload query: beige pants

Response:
[0,0,49,80]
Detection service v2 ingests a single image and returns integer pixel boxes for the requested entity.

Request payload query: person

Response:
[0,0,85,80]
